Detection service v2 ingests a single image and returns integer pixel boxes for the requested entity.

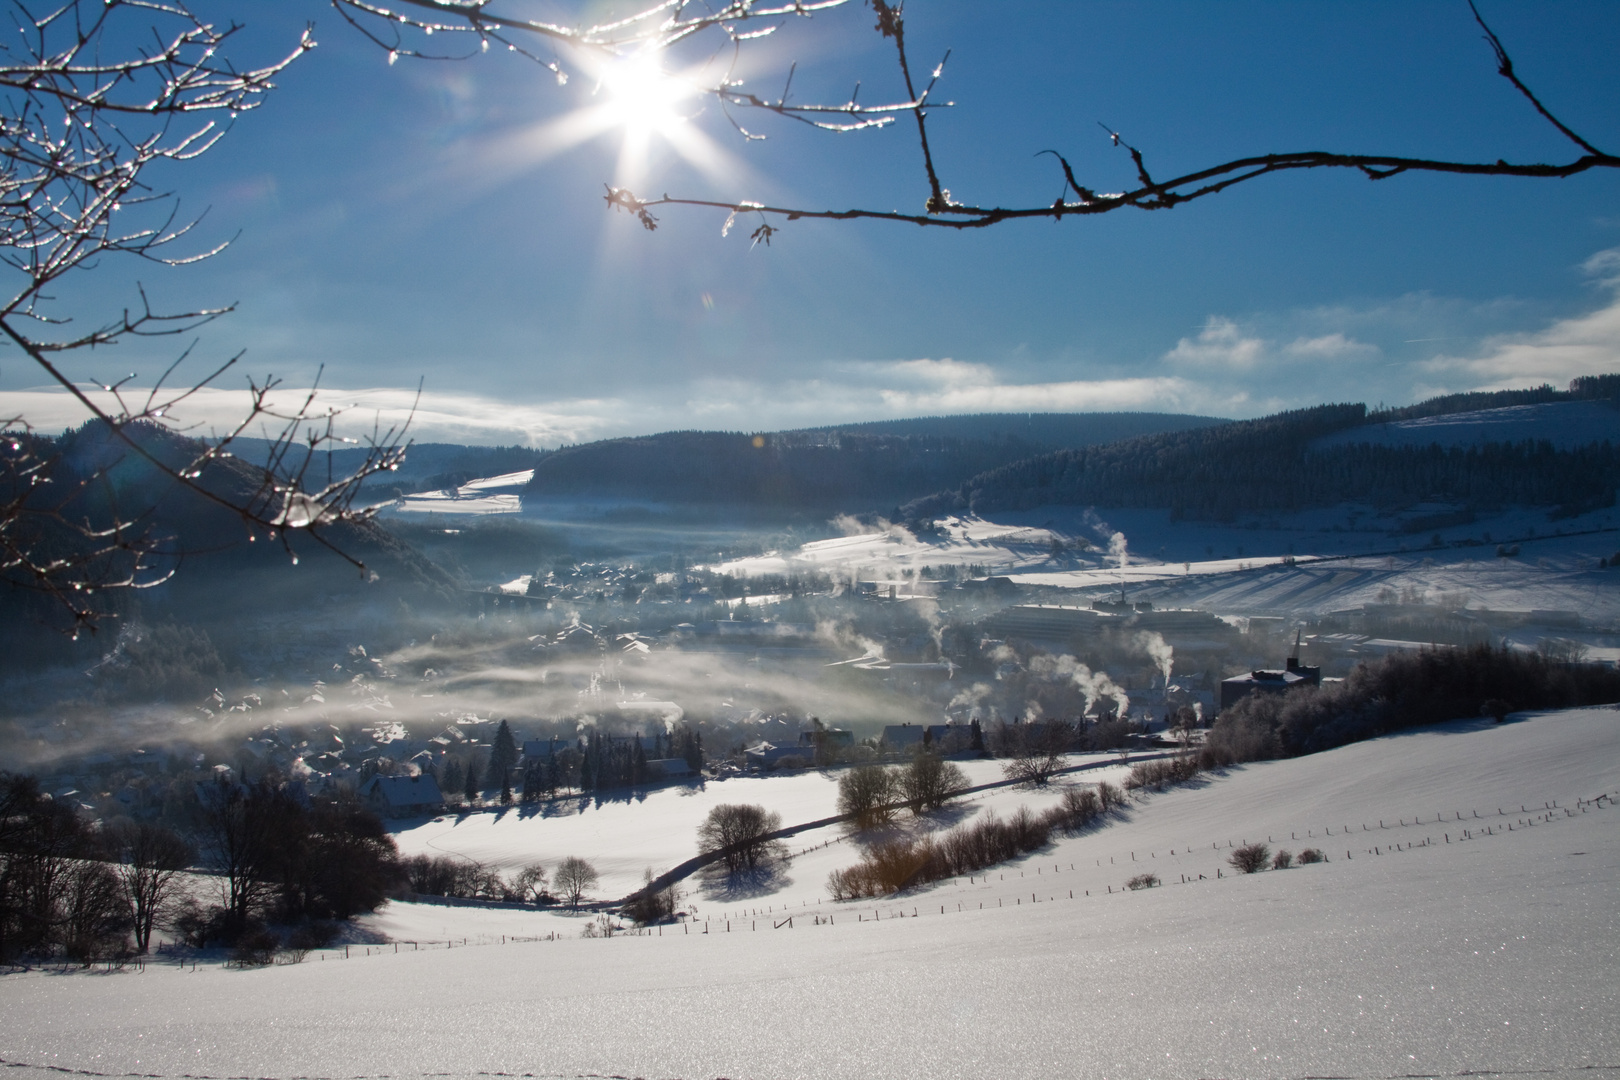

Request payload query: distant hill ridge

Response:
[517,411,1227,511]
[901,377,1620,522]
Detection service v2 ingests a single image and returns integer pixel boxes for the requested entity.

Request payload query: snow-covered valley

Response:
[3,706,1615,1080]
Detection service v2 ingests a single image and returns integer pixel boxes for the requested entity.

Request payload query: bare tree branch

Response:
[350,2,1615,238]
[0,2,412,634]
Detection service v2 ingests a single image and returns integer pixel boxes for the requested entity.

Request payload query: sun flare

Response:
[599,54,692,140]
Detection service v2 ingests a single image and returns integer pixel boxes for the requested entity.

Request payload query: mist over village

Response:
[2,4,1619,1080]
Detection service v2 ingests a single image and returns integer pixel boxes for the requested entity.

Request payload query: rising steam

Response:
[1026,653,1130,718]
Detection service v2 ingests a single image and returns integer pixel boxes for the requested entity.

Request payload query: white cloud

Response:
[1,362,1253,450]
[1164,317,1267,368]
[1420,248,1620,388]
[1284,333,1380,360]
[873,374,1202,414]
[878,357,1000,388]
[0,385,620,448]
[1166,319,1379,370]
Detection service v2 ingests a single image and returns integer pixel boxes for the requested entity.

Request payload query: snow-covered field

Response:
[1021,543,1620,624]
[392,469,533,515]
[1312,399,1619,451]
[704,507,1620,627]
[389,756,1121,908]
[706,516,1076,581]
[4,706,1616,1080]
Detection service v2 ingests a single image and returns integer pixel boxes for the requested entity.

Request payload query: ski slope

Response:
[2,706,1615,1080]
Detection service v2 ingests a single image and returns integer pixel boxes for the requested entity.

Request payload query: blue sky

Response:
[6,1,1620,446]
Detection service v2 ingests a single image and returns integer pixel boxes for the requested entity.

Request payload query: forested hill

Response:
[219,438,548,498]
[518,412,1224,511]
[901,395,1620,521]
[2,421,462,657]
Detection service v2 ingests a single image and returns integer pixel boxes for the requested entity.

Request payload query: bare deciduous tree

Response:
[511,862,548,904]
[696,803,783,874]
[106,820,194,954]
[836,764,896,830]
[343,2,1617,237]
[553,855,599,908]
[1,1,412,636]
[897,750,966,814]
[1000,720,1073,787]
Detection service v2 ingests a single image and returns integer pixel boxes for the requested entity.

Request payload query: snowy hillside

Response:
[389,756,1122,905]
[706,516,1083,581]
[1314,399,1619,451]
[3,706,1615,1080]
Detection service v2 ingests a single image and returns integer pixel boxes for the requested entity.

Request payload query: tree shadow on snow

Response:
[842,803,984,856]
[692,862,793,903]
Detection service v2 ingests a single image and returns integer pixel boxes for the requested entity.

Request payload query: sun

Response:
[479,49,740,199]
[599,53,692,141]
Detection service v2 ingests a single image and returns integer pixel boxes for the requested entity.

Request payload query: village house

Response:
[361,773,446,819]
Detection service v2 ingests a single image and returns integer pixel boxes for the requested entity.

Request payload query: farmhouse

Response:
[361,773,445,819]
[645,757,698,780]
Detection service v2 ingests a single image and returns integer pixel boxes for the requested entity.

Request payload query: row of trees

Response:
[438,723,707,806]
[1207,645,1620,764]
[836,752,971,829]
[0,774,195,962]
[0,770,402,964]
[400,853,600,908]
[827,783,1127,900]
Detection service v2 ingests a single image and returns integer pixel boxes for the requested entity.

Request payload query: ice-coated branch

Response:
[654,4,1613,234]
[0,2,407,633]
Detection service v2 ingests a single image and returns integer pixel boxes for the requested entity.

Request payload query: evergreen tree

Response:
[463,753,481,804]
[682,727,704,773]
[490,721,518,802]
[442,756,465,799]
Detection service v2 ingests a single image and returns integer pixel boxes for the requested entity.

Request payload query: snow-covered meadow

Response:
[3,706,1615,1080]
[388,756,1124,908]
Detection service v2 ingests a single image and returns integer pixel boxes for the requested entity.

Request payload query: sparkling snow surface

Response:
[3,709,1616,1080]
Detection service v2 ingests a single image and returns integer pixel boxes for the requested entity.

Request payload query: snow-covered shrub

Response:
[1229,843,1271,874]
[1271,849,1294,870]
[1053,785,1102,831]
[1125,755,1203,793]
[1297,848,1326,864]
[828,805,1062,900]
[1125,873,1159,890]
[623,870,679,925]
[228,927,280,967]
